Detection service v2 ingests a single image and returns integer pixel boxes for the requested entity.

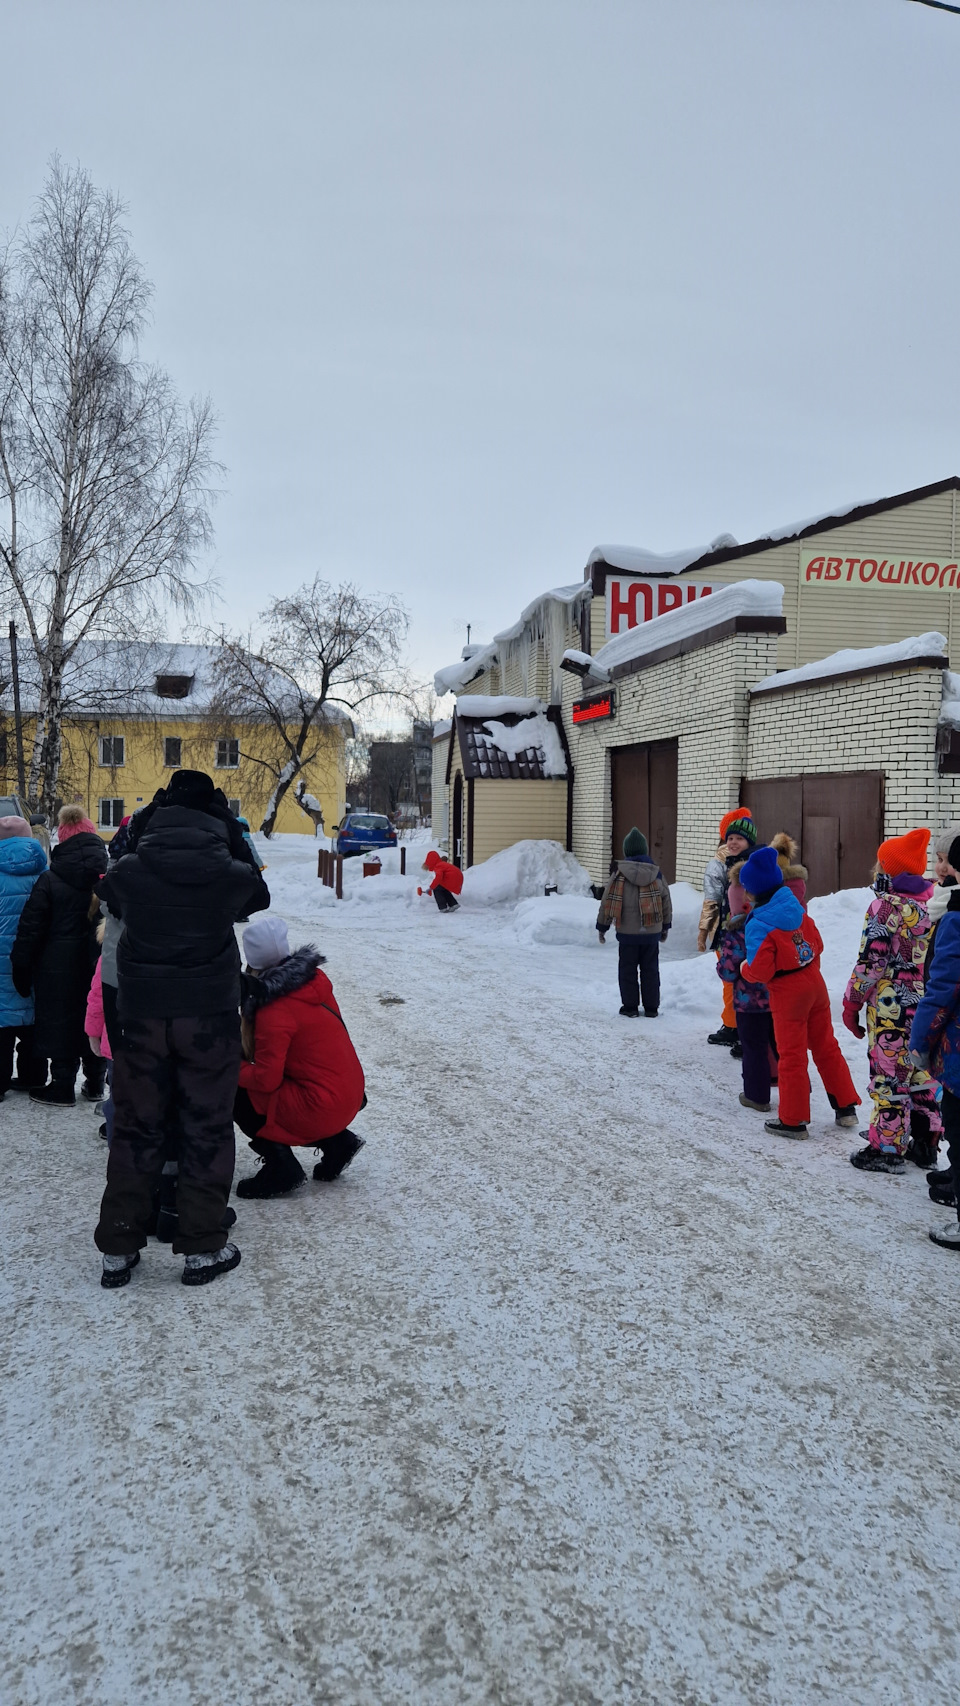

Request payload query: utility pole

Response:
[8,621,26,799]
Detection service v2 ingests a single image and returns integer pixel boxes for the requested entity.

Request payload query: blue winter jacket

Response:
[0,836,48,1026]
[911,908,960,1093]
[744,886,805,964]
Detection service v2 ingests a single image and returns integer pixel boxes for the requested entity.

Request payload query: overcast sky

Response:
[2,0,958,698]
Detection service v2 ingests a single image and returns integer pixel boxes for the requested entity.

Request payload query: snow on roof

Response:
[587,540,737,578]
[586,486,956,578]
[591,580,784,674]
[457,695,543,718]
[432,718,452,740]
[752,631,947,697]
[434,642,498,696]
[0,638,353,723]
[433,585,590,696]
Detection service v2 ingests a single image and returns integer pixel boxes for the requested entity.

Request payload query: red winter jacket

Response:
[423,850,463,895]
[238,949,365,1145]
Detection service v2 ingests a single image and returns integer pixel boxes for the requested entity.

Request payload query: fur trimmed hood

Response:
[769,832,808,884]
[242,945,326,1015]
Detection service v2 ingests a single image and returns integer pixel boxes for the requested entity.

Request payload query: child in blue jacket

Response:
[911,827,960,1250]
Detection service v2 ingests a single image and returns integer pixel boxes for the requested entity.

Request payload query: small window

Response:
[99,735,124,767]
[154,674,194,699]
[227,798,242,817]
[216,738,239,769]
[98,797,124,828]
[164,736,182,768]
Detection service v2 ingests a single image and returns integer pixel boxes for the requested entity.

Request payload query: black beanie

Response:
[168,769,215,805]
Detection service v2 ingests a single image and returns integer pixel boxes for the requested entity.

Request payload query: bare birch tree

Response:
[209,577,409,835]
[0,159,216,811]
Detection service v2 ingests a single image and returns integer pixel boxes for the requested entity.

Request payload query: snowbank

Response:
[753,631,947,696]
[592,580,784,675]
[514,893,599,947]
[461,840,592,905]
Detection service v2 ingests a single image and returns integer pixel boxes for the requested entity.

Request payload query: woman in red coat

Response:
[234,916,366,1199]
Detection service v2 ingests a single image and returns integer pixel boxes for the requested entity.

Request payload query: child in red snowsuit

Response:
[739,845,860,1139]
[420,849,463,911]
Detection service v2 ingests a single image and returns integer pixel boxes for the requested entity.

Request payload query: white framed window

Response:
[99,735,125,767]
[215,738,239,769]
[227,798,242,817]
[164,736,182,768]
[99,797,124,829]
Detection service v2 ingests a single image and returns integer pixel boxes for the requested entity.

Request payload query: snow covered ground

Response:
[2,834,959,1705]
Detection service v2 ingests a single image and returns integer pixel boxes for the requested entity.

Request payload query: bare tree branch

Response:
[209,576,410,834]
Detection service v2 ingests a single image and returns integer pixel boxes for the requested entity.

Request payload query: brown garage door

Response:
[740,771,883,899]
[611,739,678,881]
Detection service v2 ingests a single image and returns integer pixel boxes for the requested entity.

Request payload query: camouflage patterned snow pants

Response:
[94,1010,241,1257]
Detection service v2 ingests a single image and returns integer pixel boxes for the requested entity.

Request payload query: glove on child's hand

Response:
[842,1000,866,1039]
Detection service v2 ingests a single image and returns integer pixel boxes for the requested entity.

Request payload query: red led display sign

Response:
[572,691,614,725]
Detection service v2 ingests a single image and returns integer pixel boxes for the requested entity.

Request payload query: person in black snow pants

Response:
[596,827,673,1017]
[11,804,108,1105]
[94,769,270,1289]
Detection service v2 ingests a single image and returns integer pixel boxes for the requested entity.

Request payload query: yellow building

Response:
[3,643,348,839]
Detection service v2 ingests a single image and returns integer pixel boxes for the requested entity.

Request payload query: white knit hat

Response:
[242,915,290,970]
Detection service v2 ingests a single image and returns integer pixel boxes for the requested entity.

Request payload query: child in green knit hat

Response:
[596,827,672,1017]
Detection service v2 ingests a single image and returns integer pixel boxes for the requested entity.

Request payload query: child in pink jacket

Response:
[85,958,112,1141]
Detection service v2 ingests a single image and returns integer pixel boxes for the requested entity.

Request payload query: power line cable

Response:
[906,0,960,15]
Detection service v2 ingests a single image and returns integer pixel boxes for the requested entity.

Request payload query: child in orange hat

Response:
[843,828,941,1174]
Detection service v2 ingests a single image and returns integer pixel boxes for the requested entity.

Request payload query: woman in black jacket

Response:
[12,804,108,1105]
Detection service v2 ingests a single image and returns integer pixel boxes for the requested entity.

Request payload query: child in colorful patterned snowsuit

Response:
[699,807,757,1045]
[843,828,941,1175]
[717,874,778,1111]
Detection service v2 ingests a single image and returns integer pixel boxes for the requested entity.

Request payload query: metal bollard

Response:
[400,846,406,876]
[335,855,343,900]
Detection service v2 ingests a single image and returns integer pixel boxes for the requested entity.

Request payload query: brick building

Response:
[433,479,960,895]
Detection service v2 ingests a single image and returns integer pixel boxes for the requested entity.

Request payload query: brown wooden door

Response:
[452,772,463,869]
[803,815,840,898]
[740,770,883,899]
[611,739,678,881]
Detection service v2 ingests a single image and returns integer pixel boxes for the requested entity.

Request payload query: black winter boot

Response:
[313,1130,366,1182]
[182,1243,241,1286]
[707,1025,738,1046]
[30,1082,75,1106]
[236,1139,306,1199]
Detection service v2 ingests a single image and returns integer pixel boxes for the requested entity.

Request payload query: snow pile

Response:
[461,840,592,905]
[593,580,784,675]
[513,893,600,947]
[481,714,567,777]
[752,631,947,696]
[659,881,703,960]
[457,695,542,717]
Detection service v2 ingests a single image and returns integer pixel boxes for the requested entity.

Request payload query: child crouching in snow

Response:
[843,829,941,1177]
[419,850,463,911]
[739,845,859,1140]
[717,865,778,1111]
[234,917,367,1199]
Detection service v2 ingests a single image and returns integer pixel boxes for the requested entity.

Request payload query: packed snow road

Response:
[2,836,958,1706]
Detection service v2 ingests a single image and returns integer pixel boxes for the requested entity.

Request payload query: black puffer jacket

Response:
[12,831,108,1058]
[100,804,269,1020]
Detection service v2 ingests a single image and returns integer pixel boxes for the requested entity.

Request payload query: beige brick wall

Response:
[745,665,944,836]
[561,630,782,886]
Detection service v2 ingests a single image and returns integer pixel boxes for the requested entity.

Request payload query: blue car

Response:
[335,812,398,857]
